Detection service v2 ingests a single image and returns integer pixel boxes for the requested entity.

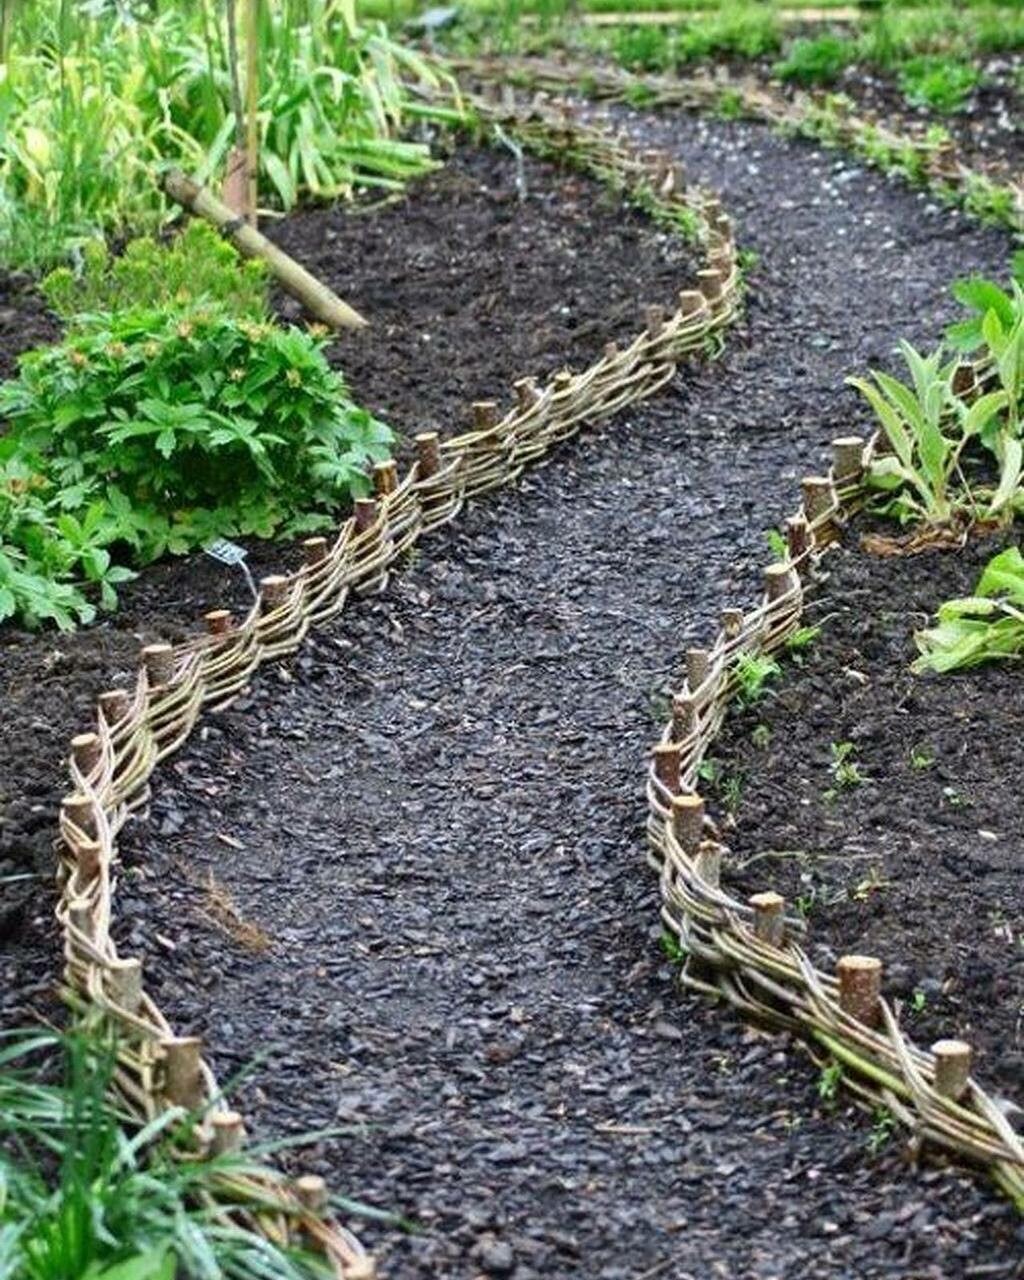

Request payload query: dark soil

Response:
[0,271,60,383]
[268,144,699,440]
[702,524,1024,1100]
[2,113,1021,1275]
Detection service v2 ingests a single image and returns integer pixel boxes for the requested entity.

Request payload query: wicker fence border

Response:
[51,97,742,1278]
[645,440,1024,1211]
[455,56,1024,237]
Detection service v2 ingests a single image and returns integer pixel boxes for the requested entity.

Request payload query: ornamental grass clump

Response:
[0,1029,334,1280]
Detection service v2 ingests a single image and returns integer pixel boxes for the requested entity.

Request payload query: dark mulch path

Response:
[0,270,60,384]
[69,117,1024,1274]
[702,524,1024,1101]
[268,144,698,440]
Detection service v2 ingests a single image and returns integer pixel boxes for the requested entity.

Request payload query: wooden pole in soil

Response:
[161,170,368,330]
[244,0,260,225]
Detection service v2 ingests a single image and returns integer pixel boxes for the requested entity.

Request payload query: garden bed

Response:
[701,522,1024,1100]
[269,143,699,438]
[0,270,60,383]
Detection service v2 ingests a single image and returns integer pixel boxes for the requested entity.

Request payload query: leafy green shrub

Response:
[775,35,856,87]
[0,305,392,628]
[674,3,781,62]
[899,56,981,113]
[914,546,1024,673]
[42,223,269,324]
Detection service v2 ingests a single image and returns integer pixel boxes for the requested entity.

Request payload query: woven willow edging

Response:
[645,440,1024,1211]
[456,56,1024,236]
[51,99,742,1279]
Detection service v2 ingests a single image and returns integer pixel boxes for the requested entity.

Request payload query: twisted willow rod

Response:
[51,98,742,1278]
[455,56,1024,236]
[645,441,1024,1211]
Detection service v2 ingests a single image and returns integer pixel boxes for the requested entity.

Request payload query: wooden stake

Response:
[294,1173,328,1212]
[749,891,786,946]
[302,537,328,567]
[142,643,174,688]
[99,689,131,725]
[260,575,289,612]
[695,840,721,888]
[831,436,864,483]
[837,955,882,1028]
[472,400,499,432]
[373,460,398,497]
[645,304,665,338]
[671,793,704,854]
[652,743,682,795]
[68,898,94,943]
[243,0,259,224]
[353,498,378,534]
[721,608,744,638]
[71,732,101,774]
[106,957,143,1014]
[223,146,249,219]
[671,692,697,740]
[76,839,102,884]
[62,794,96,840]
[932,1039,972,1100]
[697,268,723,302]
[686,647,710,690]
[764,562,798,602]
[162,1036,205,1109]
[786,514,810,561]
[514,377,540,409]
[678,289,705,316]
[801,475,834,523]
[210,1109,246,1155]
[415,433,440,480]
[162,170,367,330]
[205,609,233,635]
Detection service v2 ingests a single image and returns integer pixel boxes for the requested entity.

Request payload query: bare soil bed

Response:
[702,523,1024,1100]
[269,143,698,439]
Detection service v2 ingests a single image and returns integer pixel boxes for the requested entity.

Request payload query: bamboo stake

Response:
[244,0,259,224]
[161,170,368,330]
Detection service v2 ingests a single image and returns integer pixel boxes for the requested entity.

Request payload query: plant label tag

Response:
[205,538,248,566]
[204,538,258,601]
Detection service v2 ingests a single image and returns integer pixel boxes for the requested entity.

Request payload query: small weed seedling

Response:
[910,743,936,769]
[852,866,890,901]
[764,527,787,559]
[911,989,928,1015]
[825,741,868,799]
[942,785,973,810]
[786,624,821,654]
[818,1060,842,1104]
[867,1106,897,1156]
[751,723,771,750]
[660,929,687,966]
[721,769,745,815]
[734,653,781,706]
[698,757,723,786]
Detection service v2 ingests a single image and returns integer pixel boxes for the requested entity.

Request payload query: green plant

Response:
[42,223,268,324]
[775,35,856,86]
[720,768,744,814]
[913,545,1024,673]
[785,623,821,653]
[733,652,780,705]
[946,257,1024,354]
[612,24,673,71]
[659,929,686,965]
[0,1029,333,1279]
[910,743,936,768]
[867,1105,896,1155]
[900,55,981,113]
[764,527,787,559]
[751,722,771,749]
[828,740,867,790]
[818,1059,842,1102]
[911,989,928,1014]
[0,304,392,627]
[849,341,1015,526]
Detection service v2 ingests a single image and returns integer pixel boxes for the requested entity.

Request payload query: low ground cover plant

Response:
[0,229,392,629]
[774,35,855,87]
[899,55,981,113]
